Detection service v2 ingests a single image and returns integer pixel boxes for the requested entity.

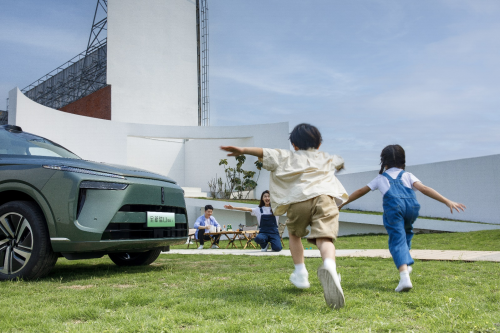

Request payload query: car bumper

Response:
[51,237,186,253]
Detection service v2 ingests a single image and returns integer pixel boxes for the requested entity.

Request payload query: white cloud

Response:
[0,19,86,55]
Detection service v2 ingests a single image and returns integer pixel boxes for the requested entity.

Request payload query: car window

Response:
[0,129,80,159]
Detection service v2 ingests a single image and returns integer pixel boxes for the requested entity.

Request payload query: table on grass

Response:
[205,230,259,249]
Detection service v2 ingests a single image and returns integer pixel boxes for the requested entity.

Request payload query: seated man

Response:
[193,205,221,249]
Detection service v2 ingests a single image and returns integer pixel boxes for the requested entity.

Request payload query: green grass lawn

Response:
[0,254,498,332]
[172,229,500,252]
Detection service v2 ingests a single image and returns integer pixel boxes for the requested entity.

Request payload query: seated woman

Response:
[193,205,221,249]
[224,190,282,252]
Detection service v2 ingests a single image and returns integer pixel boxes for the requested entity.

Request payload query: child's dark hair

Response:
[289,123,322,150]
[379,144,406,174]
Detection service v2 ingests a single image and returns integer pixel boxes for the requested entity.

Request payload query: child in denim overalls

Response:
[340,145,466,292]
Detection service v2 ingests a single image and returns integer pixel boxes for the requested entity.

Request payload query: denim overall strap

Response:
[259,207,279,234]
[382,171,416,200]
[381,172,393,182]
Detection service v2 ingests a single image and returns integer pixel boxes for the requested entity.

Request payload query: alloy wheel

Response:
[0,212,33,274]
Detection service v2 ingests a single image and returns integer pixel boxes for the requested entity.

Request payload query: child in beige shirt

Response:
[221,123,348,309]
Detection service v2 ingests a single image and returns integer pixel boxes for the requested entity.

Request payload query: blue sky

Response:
[1,0,499,172]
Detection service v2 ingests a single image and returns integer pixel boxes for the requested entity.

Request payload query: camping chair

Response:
[187,228,199,249]
[278,223,287,248]
[241,225,259,249]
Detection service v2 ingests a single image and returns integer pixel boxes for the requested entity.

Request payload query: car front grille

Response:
[101,204,188,240]
[119,204,186,215]
[101,222,187,240]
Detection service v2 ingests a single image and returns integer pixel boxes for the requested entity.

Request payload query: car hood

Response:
[0,155,177,184]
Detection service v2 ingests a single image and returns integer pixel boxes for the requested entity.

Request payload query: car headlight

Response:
[43,165,125,180]
[80,181,128,190]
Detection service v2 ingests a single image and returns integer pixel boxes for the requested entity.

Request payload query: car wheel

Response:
[108,249,162,266]
[0,201,58,280]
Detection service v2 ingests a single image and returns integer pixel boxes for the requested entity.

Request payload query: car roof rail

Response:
[1,125,23,132]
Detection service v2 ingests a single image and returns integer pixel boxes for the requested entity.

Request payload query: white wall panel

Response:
[127,137,185,185]
[338,155,500,224]
[9,89,128,165]
[184,138,253,192]
[107,0,198,126]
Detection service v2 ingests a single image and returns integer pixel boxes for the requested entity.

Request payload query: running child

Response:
[339,144,466,292]
[224,190,282,252]
[221,123,349,309]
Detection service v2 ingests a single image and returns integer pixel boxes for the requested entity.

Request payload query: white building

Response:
[8,0,289,199]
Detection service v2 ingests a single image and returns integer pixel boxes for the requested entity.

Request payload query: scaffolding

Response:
[197,0,210,126]
[0,111,7,125]
[21,0,108,110]
[19,0,209,125]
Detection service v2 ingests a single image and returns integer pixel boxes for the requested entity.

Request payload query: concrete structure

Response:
[8,89,289,195]
[107,0,198,126]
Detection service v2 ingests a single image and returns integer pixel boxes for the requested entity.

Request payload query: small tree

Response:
[207,175,223,199]
[213,156,261,200]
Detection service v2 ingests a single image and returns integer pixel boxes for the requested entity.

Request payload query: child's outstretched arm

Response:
[338,186,370,209]
[412,182,466,214]
[220,146,263,158]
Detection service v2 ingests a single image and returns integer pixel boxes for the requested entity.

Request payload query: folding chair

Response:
[278,223,287,248]
[187,228,199,249]
[241,225,259,249]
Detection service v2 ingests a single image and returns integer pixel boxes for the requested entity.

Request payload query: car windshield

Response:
[0,128,81,159]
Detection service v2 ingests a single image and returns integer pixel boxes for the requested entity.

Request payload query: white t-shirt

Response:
[367,168,421,196]
[251,207,279,226]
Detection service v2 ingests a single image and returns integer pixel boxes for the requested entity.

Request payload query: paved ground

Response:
[166,249,500,262]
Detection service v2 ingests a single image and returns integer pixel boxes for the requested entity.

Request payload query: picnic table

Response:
[205,230,259,249]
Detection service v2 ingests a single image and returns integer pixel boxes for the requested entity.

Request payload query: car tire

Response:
[0,201,58,280]
[108,249,162,266]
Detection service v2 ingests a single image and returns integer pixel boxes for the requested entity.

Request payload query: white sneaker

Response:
[407,266,413,274]
[211,245,219,249]
[261,243,269,252]
[289,271,310,289]
[395,280,413,292]
[197,245,204,250]
[317,265,345,309]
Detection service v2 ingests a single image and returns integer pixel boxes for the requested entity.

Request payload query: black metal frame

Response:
[197,0,210,126]
[21,0,108,110]
[0,111,7,125]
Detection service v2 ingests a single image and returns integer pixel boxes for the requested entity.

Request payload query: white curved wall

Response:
[9,88,289,194]
[338,155,500,224]
[107,0,198,126]
[127,137,186,185]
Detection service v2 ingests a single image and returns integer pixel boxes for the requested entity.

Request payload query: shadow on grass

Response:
[41,259,174,282]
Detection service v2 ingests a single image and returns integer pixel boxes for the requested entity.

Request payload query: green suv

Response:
[0,125,187,280]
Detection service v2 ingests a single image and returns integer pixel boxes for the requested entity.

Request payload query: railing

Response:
[21,41,107,110]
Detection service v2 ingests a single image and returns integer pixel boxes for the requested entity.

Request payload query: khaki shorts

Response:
[286,195,339,245]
